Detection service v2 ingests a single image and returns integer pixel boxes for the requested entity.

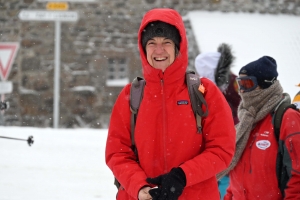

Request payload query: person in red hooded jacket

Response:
[105,8,236,200]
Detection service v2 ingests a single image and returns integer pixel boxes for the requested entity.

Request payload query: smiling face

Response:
[145,37,176,72]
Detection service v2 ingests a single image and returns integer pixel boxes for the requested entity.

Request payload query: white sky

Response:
[1,11,300,200]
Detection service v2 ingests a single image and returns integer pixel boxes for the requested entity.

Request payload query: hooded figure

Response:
[220,56,300,199]
[195,43,241,125]
[292,84,300,109]
[105,8,236,200]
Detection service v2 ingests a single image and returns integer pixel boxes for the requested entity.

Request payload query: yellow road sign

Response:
[46,2,69,10]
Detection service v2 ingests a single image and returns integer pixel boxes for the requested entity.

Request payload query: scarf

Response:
[217,80,283,179]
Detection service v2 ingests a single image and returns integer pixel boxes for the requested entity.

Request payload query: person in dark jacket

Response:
[219,56,300,200]
[105,8,236,200]
[195,43,241,199]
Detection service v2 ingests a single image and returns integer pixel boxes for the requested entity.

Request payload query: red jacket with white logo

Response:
[105,8,236,200]
[224,109,300,200]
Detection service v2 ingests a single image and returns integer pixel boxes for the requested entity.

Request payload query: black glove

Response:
[146,167,186,200]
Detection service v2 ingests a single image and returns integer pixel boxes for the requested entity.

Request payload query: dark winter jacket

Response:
[105,8,236,200]
[223,73,241,125]
[224,109,300,200]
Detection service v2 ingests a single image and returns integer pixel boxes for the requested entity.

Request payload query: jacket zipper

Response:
[248,134,257,174]
[161,79,168,173]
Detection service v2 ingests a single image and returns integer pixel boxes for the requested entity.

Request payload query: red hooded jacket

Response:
[224,109,300,200]
[105,8,236,200]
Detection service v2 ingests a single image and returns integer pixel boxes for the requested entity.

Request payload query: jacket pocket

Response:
[285,132,300,172]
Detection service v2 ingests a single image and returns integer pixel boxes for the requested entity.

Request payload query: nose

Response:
[154,44,164,53]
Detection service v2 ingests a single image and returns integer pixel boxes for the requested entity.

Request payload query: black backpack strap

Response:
[272,93,296,141]
[272,93,297,197]
[186,70,208,133]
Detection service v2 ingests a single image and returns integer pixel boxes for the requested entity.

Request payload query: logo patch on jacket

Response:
[260,131,270,137]
[177,100,189,105]
[256,140,271,150]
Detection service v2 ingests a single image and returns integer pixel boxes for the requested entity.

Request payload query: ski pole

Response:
[0,135,34,146]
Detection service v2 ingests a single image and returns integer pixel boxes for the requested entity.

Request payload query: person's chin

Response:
[153,63,169,71]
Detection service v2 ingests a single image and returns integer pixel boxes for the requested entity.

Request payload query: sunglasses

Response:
[236,76,258,92]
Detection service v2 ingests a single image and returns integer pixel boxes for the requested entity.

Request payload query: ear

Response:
[175,46,179,56]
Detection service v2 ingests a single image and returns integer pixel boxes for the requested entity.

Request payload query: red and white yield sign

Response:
[0,43,19,81]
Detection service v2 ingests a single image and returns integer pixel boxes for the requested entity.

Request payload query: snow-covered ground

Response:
[1,11,300,200]
[0,127,117,200]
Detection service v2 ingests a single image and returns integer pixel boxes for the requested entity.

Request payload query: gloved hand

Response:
[146,167,186,200]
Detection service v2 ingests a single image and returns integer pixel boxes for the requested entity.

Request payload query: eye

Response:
[147,40,155,45]
[164,39,173,45]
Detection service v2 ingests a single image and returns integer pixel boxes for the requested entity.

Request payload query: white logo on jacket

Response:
[256,140,271,150]
[260,131,270,137]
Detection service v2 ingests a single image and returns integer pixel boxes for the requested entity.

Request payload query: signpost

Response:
[19,10,78,128]
[0,42,18,118]
[0,82,13,94]
[46,2,69,10]
[18,10,78,21]
[0,43,19,81]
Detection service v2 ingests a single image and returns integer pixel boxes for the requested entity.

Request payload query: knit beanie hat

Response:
[239,56,278,89]
[141,21,181,51]
[194,52,221,83]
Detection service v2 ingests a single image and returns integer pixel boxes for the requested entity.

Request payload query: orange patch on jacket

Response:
[198,84,205,94]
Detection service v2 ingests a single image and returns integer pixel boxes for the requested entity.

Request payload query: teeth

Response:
[155,57,166,61]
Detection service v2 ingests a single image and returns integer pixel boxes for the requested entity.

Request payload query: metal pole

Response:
[53,20,61,128]
[0,94,5,125]
[0,135,34,146]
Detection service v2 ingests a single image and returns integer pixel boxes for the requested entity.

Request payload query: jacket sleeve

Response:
[281,109,300,199]
[180,78,236,186]
[105,84,148,199]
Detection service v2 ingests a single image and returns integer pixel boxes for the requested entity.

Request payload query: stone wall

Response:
[0,0,299,128]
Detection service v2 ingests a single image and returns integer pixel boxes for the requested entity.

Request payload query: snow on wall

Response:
[188,11,300,98]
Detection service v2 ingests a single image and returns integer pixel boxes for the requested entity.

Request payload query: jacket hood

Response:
[215,43,235,92]
[138,8,188,84]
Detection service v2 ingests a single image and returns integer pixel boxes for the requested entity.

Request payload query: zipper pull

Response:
[161,79,164,94]
[249,133,257,148]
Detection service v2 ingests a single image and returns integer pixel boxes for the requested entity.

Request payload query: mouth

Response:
[154,57,167,61]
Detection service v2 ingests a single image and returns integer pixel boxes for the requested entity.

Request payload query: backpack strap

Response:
[186,70,209,133]
[129,77,145,159]
[114,77,145,189]
[272,93,297,197]
[272,93,296,141]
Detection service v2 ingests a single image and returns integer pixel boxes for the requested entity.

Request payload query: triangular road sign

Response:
[0,43,19,81]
